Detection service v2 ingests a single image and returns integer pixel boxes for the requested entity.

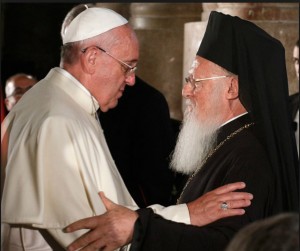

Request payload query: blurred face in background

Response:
[5,74,37,111]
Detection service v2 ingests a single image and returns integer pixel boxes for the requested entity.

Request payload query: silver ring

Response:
[220,202,229,210]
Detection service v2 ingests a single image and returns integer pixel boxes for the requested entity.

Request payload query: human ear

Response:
[80,48,97,74]
[226,77,239,100]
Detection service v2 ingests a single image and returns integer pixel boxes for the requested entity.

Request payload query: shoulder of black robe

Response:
[177,114,274,208]
[197,11,299,212]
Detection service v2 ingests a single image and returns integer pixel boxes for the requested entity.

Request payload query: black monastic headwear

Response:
[197,11,299,213]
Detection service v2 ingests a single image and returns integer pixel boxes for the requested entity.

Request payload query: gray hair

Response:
[226,213,299,251]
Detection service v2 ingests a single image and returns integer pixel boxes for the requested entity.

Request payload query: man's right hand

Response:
[65,192,138,251]
[187,182,253,226]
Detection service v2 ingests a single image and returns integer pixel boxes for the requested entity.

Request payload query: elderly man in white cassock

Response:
[1,7,253,251]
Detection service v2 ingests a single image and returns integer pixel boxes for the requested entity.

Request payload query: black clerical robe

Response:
[130,114,276,251]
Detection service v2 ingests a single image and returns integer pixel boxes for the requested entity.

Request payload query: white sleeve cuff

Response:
[147,203,191,224]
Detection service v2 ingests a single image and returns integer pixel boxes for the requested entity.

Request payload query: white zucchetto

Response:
[62,7,128,45]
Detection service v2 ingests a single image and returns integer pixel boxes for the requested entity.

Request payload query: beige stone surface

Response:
[129,3,203,120]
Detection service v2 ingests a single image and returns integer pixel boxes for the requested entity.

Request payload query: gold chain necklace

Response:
[176,122,254,205]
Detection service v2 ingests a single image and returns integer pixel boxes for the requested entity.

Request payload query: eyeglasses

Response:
[185,75,230,90]
[81,46,137,77]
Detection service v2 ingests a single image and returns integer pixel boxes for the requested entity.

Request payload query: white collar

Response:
[220,112,248,127]
[57,68,99,113]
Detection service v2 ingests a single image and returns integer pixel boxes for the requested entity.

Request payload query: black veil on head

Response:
[197,11,299,213]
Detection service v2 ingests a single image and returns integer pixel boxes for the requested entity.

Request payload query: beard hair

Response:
[170,90,224,175]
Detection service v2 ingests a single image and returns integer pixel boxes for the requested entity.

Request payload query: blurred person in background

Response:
[225,213,299,251]
[4,73,38,112]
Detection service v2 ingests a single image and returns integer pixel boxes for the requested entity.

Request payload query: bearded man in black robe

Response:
[65,11,299,251]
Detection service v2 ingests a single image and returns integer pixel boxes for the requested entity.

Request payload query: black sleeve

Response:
[130,208,235,251]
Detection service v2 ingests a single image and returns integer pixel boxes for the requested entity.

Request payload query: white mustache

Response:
[184,99,195,115]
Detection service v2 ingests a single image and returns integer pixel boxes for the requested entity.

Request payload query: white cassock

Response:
[1,68,189,251]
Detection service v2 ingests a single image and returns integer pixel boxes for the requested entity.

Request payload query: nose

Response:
[182,83,193,99]
[125,74,136,86]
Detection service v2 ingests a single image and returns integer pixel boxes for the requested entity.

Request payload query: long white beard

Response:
[170,102,222,175]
